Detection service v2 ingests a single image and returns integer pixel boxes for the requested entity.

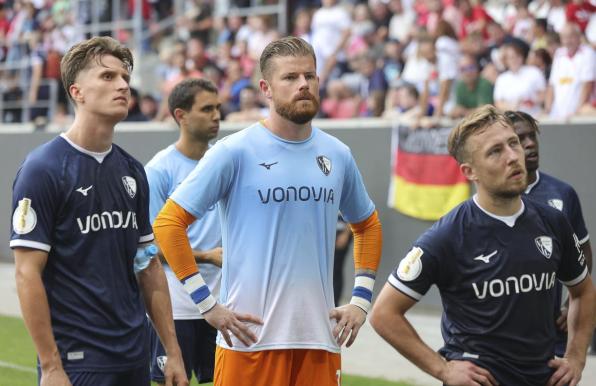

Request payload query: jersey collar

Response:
[524,170,541,194]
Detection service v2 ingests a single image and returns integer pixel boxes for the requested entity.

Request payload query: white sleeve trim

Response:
[578,234,590,245]
[10,239,51,252]
[139,233,154,244]
[388,274,423,301]
[562,266,589,287]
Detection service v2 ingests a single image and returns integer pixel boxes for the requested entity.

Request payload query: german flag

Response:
[388,125,470,220]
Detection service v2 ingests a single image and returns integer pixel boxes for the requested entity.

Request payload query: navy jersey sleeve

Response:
[565,188,589,244]
[10,157,61,252]
[134,164,154,244]
[556,214,589,287]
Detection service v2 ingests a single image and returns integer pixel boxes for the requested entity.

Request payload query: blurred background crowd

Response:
[0,0,594,127]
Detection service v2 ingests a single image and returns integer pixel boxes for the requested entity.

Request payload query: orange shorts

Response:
[214,346,342,386]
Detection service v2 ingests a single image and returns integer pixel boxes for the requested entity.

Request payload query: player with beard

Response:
[370,105,595,386]
[153,36,383,386]
[505,110,593,357]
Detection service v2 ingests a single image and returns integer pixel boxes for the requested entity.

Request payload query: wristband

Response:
[182,272,216,314]
[350,274,375,313]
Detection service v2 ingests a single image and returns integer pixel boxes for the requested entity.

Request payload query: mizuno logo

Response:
[76,185,93,196]
[474,250,497,264]
[259,161,278,170]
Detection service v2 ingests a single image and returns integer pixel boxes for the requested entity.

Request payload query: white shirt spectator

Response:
[311,4,351,74]
[549,45,596,119]
[494,65,546,115]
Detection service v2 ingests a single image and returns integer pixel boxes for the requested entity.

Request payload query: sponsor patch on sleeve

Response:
[12,198,37,235]
[397,246,424,281]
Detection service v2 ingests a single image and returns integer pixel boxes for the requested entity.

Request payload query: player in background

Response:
[10,37,187,386]
[146,78,223,384]
[505,110,594,356]
[370,105,595,386]
[153,36,383,386]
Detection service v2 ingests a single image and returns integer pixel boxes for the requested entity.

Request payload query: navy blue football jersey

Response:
[389,197,587,386]
[10,135,153,371]
[525,170,590,357]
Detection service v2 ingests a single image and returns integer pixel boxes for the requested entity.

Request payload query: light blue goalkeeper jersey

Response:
[146,144,221,319]
[171,122,375,352]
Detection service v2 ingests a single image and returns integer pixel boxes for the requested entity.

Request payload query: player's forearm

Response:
[565,280,596,364]
[370,306,447,381]
[15,266,62,370]
[153,199,198,280]
[349,210,382,312]
[137,258,181,355]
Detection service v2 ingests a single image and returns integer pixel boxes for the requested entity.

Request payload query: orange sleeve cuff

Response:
[153,199,198,280]
[349,210,383,273]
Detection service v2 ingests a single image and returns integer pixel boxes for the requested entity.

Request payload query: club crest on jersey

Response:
[156,355,167,372]
[547,199,563,211]
[122,176,136,198]
[535,236,553,258]
[397,247,423,281]
[316,155,331,176]
[12,198,37,234]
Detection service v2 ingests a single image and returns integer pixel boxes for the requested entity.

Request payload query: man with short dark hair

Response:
[370,105,594,386]
[154,36,383,386]
[506,110,594,357]
[146,78,223,385]
[11,36,187,386]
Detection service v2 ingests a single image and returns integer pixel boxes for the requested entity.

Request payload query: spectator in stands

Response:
[140,94,159,121]
[388,0,416,44]
[321,79,364,119]
[494,42,546,115]
[381,38,404,86]
[383,81,424,123]
[509,0,535,44]
[450,54,494,119]
[531,18,549,50]
[292,8,313,44]
[566,0,596,33]
[225,85,268,122]
[547,0,567,33]
[186,38,215,72]
[369,0,392,45]
[458,0,492,41]
[311,0,352,84]
[546,23,595,119]
[124,88,149,122]
[401,33,435,95]
[220,58,252,116]
[527,47,552,80]
[430,19,460,117]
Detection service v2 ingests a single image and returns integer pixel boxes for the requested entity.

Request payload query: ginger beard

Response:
[273,90,320,124]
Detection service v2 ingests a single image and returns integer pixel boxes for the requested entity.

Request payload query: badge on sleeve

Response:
[12,198,37,235]
[397,247,424,281]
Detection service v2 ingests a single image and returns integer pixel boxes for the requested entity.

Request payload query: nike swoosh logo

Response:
[259,162,278,170]
[474,250,498,264]
[76,185,93,196]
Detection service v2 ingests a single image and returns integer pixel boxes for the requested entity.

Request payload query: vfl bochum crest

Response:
[122,176,137,198]
[316,155,331,176]
[535,236,553,259]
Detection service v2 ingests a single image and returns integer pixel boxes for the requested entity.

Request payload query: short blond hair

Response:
[259,36,316,80]
[61,36,133,104]
[448,105,511,163]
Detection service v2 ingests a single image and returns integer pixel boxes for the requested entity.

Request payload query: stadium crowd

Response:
[0,0,595,124]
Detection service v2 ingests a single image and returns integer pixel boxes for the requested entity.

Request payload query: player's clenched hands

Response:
[163,351,189,386]
[440,360,498,386]
[546,357,583,386]
[330,304,366,347]
[204,303,263,346]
